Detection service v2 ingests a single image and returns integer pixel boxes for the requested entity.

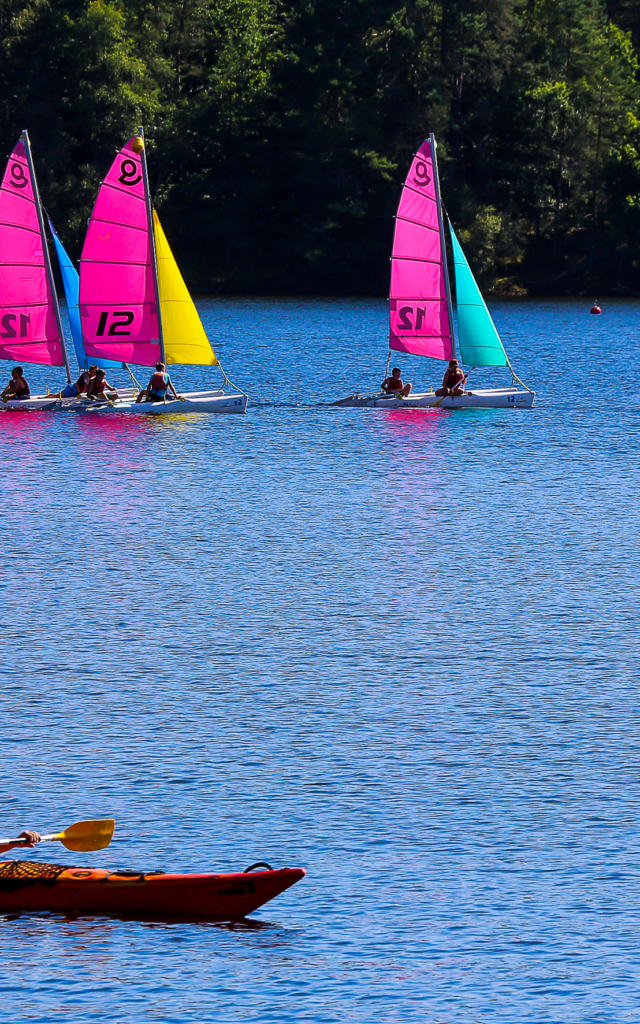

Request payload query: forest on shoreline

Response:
[1,0,640,296]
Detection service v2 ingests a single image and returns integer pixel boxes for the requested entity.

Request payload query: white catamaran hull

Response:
[332,387,535,409]
[1,389,248,415]
[0,395,63,411]
[73,389,248,415]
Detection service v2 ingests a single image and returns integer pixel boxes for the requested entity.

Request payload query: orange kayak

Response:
[0,860,305,919]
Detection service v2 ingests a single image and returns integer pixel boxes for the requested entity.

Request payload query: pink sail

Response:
[80,137,160,366]
[389,138,454,361]
[0,139,64,365]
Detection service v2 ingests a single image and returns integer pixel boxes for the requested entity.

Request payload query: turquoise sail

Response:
[449,220,508,368]
[48,218,124,371]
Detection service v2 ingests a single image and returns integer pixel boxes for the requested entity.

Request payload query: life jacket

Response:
[77,371,90,392]
[386,377,404,392]
[91,377,107,395]
[149,371,168,396]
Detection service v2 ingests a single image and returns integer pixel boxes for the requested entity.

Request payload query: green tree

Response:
[0,0,160,249]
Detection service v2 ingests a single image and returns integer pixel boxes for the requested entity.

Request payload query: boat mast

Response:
[138,126,165,365]
[429,133,458,365]
[21,129,72,384]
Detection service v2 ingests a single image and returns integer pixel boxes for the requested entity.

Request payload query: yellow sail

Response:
[153,210,218,366]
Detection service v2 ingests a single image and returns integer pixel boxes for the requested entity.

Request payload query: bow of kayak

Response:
[0,861,305,920]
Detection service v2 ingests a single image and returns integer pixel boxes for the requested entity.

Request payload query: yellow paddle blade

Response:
[53,819,115,852]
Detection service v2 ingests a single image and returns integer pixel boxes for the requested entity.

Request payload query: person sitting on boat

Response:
[0,829,41,855]
[136,362,180,403]
[86,368,118,401]
[2,366,30,401]
[61,365,97,398]
[436,359,467,397]
[381,367,412,397]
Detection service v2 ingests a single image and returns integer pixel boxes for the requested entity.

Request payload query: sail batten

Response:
[389,138,454,362]
[393,258,444,265]
[396,217,437,230]
[0,138,66,366]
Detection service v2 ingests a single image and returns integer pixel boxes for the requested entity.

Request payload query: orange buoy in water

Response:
[590,302,602,314]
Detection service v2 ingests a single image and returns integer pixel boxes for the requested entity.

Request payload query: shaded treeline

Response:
[0,0,639,294]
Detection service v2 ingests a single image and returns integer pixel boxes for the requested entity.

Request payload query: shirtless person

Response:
[381,366,412,397]
[435,359,466,397]
[0,829,41,855]
[2,366,30,401]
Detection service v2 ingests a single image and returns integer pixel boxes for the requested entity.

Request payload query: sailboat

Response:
[0,130,73,410]
[77,130,247,415]
[334,134,535,409]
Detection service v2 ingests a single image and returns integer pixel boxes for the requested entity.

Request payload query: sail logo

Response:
[413,161,431,188]
[9,162,29,189]
[118,159,142,187]
[0,312,30,337]
[95,310,134,336]
[397,305,428,331]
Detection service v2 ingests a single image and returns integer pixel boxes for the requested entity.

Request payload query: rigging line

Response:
[125,364,142,390]
[218,360,248,398]
[506,358,534,393]
[383,348,391,382]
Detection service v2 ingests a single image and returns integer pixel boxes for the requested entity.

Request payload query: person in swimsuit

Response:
[435,359,466,397]
[0,829,41,855]
[136,362,180,403]
[381,366,412,397]
[2,366,30,401]
[86,368,118,400]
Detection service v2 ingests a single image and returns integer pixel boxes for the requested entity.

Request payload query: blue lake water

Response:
[2,298,640,1023]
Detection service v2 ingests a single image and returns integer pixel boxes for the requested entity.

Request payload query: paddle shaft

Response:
[434,373,468,406]
[0,831,60,846]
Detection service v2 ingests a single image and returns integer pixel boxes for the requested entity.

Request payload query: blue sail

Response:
[48,218,124,371]
[449,220,508,368]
